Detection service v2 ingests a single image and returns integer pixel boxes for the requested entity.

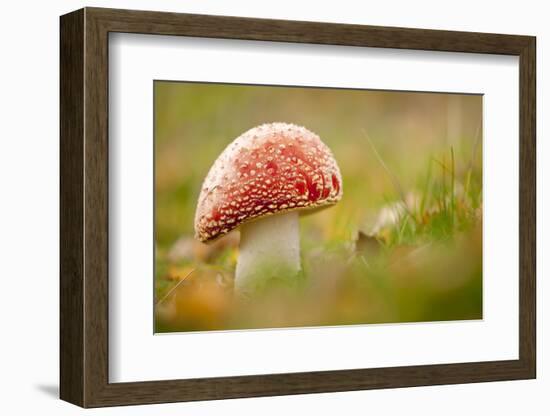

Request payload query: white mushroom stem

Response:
[235,211,301,296]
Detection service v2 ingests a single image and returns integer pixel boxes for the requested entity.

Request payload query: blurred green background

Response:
[154,81,483,332]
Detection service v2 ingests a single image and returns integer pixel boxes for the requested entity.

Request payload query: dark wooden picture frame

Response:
[60,7,536,408]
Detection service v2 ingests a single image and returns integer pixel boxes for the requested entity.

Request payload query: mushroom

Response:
[194,122,343,296]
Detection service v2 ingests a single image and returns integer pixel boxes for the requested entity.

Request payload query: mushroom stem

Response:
[235,211,301,296]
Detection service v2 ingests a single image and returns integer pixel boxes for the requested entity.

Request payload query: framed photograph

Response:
[60,7,536,408]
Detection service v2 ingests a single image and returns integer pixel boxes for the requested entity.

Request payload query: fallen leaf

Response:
[354,231,383,260]
[167,232,239,263]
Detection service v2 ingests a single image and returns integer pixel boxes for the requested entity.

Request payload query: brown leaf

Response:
[167,232,239,263]
[355,231,383,259]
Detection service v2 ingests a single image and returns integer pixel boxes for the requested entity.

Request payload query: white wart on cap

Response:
[194,122,343,243]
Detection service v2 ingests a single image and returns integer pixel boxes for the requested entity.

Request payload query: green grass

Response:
[382,147,481,248]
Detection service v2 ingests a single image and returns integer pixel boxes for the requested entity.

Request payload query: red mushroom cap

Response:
[194,122,343,242]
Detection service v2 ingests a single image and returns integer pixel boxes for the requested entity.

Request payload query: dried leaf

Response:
[355,231,383,259]
[167,232,239,263]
